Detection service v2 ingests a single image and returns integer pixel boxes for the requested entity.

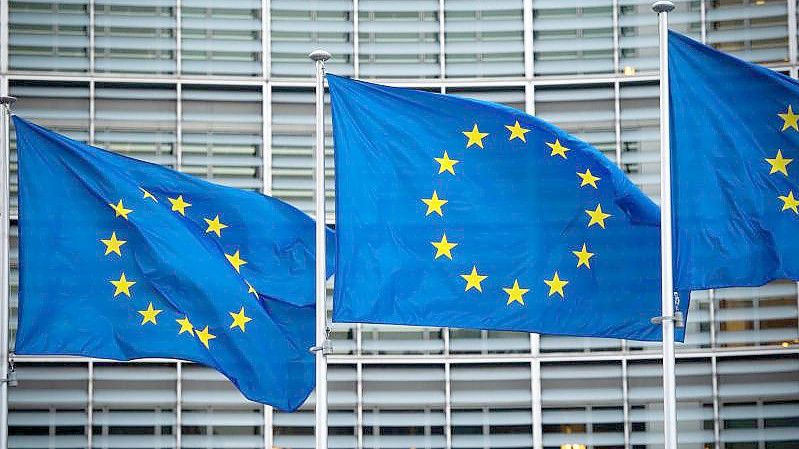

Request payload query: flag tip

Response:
[652,1,675,13]
[308,50,332,62]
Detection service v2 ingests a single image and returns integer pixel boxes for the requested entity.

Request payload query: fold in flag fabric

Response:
[328,74,688,342]
[670,31,799,291]
[13,117,334,411]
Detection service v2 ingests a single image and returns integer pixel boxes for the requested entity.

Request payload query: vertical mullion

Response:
[700,0,707,44]
[711,354,720,449]
[481,406,489,449]
[710,286,721,448]
[444,362,452,449]
[176,83,183,171]
[612,0,619,74]
[353,0,360,78]
[758,401,766,449]
[356,362,363,449]
[439,0,446,79]
[89,0,96,73]
[614,81,622,166]
[263,404,273,449]
[789,0,797,67]
[176,361,182,449]
[262,0,270,80]
[621,358,630,449]
[523,0,533,80]
[89,81,96,145]
[709,289,717,349]
[525,82,534,119]
[87,360,94,449]
[525,81,534,116]
[0,0,9,79]
[176,0,182,75]
[530,350,542,449]
[356,323,362,356]
[262,83,272,195]
[796,282,799,345]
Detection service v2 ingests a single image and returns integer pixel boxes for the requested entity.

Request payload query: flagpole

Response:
[653,2,678,449]
[309,49,331,449]
[0,95,16,449]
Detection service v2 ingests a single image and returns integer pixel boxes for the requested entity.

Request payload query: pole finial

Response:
[0,97,16,106]
[308,49,332,62]
[652,0,675,13]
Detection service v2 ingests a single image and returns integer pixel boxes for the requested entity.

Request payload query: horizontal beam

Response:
[10,344,798,365]
[3,71,667,89]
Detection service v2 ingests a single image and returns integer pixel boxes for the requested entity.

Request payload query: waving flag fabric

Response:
[13,116,333,411]
[670,31,799,291]
[328,74,687,342]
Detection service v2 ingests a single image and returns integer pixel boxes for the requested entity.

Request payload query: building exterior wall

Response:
[1,0,798,448]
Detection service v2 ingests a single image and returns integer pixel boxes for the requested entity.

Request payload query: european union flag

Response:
[13,117,333,411]
[328,75,686,341]
[670,32,799,291]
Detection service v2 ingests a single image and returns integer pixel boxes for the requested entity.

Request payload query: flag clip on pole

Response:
[0,95,17,449]
[650,293,684,327]
[652,2,678,449]
[309,49,331,449]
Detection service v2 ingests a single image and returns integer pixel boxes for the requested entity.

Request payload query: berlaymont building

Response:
[1,0,798,448]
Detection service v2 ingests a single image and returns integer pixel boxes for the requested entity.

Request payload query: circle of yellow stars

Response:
[772,105,799,214]
[423,120,612,307]
[103,187,259,350]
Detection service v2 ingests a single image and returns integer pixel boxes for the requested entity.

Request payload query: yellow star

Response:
[225,249,248,272]
[779,105,799,131]
[431,233,458,260]
[229,306,253,332]
[100,231,126,256]
[422,191,448,216]
[110,272,136,298]
[204,215,228,237]
[109,199,133,220]
[544,272,569,298]
[460,266,488,292]
[577,169,601,188]
[176,316,194,336]
[505,120,530,142]
[196,326,216,349]
[546,139,570,159]
[766,150,793,176]
[463,124,489,149]
[168,195,192,216]
[572,243,595,269]
[138,302,162,325]
[779,191,799,214]
[140,187,158,202]
[586,204,612,229]
[503,279,529,306]
[245,280,258,298]
[434,151,460,175]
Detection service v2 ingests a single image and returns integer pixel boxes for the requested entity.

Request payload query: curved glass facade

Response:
[1,0,798,448]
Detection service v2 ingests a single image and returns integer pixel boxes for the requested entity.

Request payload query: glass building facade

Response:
[0,0,798,448]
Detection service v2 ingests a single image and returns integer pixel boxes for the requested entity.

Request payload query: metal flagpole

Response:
[309,49,331,449]
[0,95,16,449]
[652,2,678,449]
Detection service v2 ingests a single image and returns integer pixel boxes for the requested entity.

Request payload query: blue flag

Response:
[328,74,686,341]
[13,117,333,411]
[670,31,799,291]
